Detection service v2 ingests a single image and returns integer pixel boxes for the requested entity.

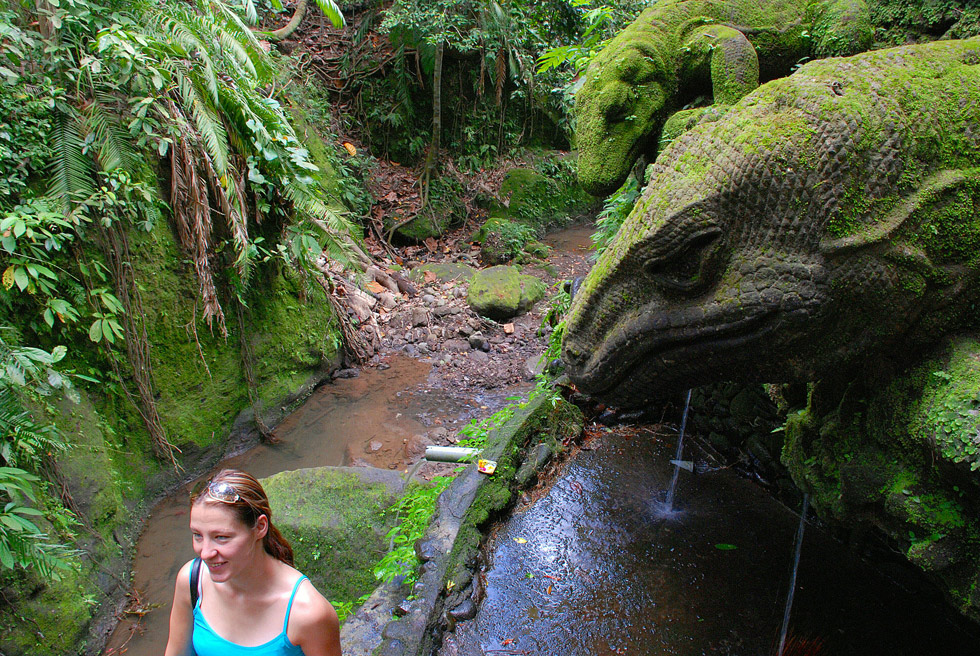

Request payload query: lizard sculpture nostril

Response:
[563,343,586,368]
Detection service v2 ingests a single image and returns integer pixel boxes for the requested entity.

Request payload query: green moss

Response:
[467,266,547,321]
[263,468,402,610]
[575,0,873,195]
[490,166,594,231]
[444,396,584,587]
[126,224,340,449]
[780,335,980,621]
[910,338,980,471]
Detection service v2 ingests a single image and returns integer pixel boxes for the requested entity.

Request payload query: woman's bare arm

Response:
[289,580,342,656]
[163,560,195,656]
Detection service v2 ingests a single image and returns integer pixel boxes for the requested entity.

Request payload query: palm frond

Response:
[84,92,139,173]
[176,76,230,176]
[312,0,346,28]
[46,111,95,210]
[156,7,222,106]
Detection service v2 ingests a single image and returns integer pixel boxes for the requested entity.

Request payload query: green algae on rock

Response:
[575,0,873,196]
[565,37,980,408]
[467,265,546,322]
[263,466,407,615]
[782,336,980,621]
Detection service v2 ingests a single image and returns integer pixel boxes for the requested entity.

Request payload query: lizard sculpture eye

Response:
[643,228,723,293]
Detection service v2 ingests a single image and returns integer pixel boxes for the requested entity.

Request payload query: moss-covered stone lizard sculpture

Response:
[564,38,980,408]
[575,0,872,196]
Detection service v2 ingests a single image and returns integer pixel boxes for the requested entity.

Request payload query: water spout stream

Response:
[777,494,810,656]
[664,389,693,512]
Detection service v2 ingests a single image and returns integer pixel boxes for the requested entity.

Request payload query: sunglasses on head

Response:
[205,480,241,504]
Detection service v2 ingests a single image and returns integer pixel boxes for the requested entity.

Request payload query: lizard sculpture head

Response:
[564,40,980,407]
[575,15,672,197]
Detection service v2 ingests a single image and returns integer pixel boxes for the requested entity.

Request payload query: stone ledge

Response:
[369,393,583,656]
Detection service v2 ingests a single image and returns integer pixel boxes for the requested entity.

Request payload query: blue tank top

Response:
[192,570,308,656]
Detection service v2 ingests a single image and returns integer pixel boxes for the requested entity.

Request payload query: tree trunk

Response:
[421,40,444,207]
[267,0,308,41]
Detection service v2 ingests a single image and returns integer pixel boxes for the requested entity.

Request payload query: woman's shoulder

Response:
[287,573,338,626]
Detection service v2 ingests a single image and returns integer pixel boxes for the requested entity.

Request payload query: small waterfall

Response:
[664,388,693,512]
[777,494,810,656]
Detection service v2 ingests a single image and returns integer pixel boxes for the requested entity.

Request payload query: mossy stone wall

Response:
[1,220,344,656]
[782,336,980,621]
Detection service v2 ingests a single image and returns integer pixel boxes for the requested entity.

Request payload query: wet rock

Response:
[401,344,418,357]
[333,368,360,379]
[415,537,441,563]
[458,324,474,337]
[433,306,460,318]
[404,432,435,460]
[448,599,477,621]
[369,440,384,452]
[516,443,553,486]
[468,332,491,352]
[444,339,470,353]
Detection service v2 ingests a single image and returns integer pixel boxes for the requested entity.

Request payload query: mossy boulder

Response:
[782,335,980,622]
[391,177,467,242]
[472,217,538,265]
[263,467,406,611]
[467,266,546,322]
[489,167,593,231]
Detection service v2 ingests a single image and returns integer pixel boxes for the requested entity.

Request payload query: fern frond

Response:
[46,112,95,209]
[176,76,230,176]
[312,0,346,28]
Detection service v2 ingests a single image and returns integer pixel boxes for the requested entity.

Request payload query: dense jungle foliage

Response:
[0,1,646,650]
[4,0,980,653]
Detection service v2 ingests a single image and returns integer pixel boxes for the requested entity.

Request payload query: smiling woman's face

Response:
[189,501,267,582]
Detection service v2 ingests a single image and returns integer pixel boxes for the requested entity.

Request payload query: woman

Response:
[164,469,342,656]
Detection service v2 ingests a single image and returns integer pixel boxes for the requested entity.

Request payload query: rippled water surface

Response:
[445,427,980,655]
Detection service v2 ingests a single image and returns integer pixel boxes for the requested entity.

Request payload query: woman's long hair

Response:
[191,468,294,565]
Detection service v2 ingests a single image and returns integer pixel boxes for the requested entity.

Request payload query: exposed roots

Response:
[96,222,181,469]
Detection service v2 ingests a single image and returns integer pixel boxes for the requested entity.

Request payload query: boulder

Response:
[467,265,546,322]
[262,467,405,612]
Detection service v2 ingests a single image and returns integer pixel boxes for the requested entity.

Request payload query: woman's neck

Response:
[220,549,281,596]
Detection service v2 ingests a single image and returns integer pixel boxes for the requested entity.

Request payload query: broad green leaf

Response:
[0,540,13,569]
[13,267,28,291]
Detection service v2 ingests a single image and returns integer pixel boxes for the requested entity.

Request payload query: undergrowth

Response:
[373,476,453,588]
